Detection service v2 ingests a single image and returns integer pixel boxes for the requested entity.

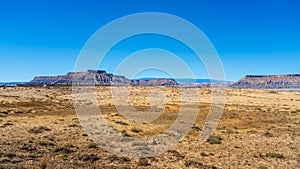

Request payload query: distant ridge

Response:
[231,74,300,89]
[0,82,27,86]
[1,71,233,87]
[134,78,232,87]
[134,78,230,83]
[175,78,230,83]
[5,72,299,89]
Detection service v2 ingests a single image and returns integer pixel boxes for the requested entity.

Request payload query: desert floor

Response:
[0,86,299,169]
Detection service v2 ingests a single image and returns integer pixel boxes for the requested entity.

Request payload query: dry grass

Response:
[0,86,299,168]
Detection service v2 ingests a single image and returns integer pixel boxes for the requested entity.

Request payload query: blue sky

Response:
[0,0,299,82]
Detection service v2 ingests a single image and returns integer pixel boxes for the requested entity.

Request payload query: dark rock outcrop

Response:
[231,74,300,89]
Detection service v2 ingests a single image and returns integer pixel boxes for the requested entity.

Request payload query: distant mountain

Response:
[231,74,300,89]
[175,78,229,83]
[5,73,300,89]
[132,78,232,87]
[5,70,236,87]
[0,82,27,86]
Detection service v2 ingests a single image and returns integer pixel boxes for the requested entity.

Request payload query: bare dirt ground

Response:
[0,86,299,169]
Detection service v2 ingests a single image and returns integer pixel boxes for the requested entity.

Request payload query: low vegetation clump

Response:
[185,160,218,168]
[138,158,150,166]
[168,150,185,159]
[121,130,131,137]
[115,120,128,125]
[53,144,74,154]
[200,152,209,157]
[191,125,201,131]
[256,107,263,111]
[40,159,47,169]
[264,132,273,137]
[107,154,130,163]
[68,123,79,127]
[207,135,223,144]
[6,153,16,158]
[184,160,203,167]
[257,165,268,169]
[266,152,284,159]
[131,127,143,133]
[39,141,54,146]
[28,126,50,134]
[79,153,99,162]
[291,109,300,114]
[88,142,98,149]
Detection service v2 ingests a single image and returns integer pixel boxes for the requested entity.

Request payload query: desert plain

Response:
[0,86,299,169]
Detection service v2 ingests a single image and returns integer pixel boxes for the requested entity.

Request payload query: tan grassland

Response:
[0,86,299,168]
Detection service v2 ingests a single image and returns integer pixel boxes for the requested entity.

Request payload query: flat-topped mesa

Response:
[29,70,130,85]
[29,70,178,86]
[231,74,300,89]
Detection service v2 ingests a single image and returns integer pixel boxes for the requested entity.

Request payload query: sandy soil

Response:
[0,86,299,169]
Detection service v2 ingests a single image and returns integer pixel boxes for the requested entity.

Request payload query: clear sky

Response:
[0,0,299,82]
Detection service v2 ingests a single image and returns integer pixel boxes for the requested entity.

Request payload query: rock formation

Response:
[231,74,300,89]
[29,70,178,86]
[29,70,129,85]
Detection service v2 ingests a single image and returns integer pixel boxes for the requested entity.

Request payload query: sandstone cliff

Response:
[231,74,300,89]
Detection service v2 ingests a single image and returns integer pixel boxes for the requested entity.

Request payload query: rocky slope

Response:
[29,70,178,86]
[231,74,300,89]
